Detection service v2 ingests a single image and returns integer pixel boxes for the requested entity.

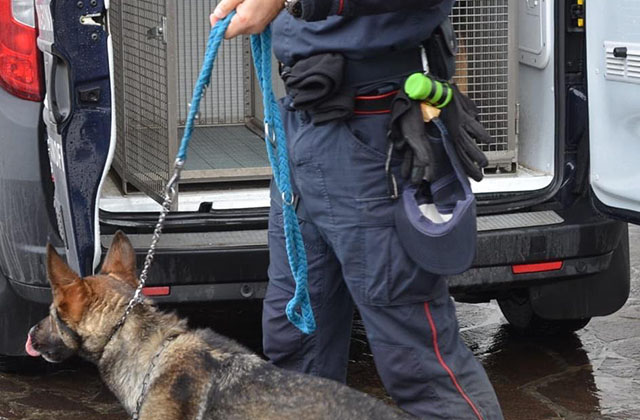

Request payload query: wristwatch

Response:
[284,0,303,18]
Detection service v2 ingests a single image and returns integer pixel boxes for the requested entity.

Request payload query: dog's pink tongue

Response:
[25,334,41,357]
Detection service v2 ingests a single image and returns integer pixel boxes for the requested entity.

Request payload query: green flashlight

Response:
[404,73,453,109]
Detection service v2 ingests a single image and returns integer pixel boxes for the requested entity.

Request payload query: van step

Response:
[477,211,564,232]
[102,211,562,251]
[101,230,268,251]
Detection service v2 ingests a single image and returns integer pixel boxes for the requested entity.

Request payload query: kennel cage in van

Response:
[108,0,270,206]
[107,0,518,207]
[452,0,518,174]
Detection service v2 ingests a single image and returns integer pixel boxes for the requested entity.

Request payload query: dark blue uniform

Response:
[273,1,453,66]
[263,2,504,418]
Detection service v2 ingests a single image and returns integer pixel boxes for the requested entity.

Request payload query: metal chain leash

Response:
[106,159,184,351]
[132,159,184,303]
[132,335,178,420]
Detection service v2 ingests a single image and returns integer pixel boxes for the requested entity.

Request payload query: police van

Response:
[0,0,637,368]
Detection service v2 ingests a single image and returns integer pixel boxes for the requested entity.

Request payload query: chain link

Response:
[134,159,184,300]
[132,335,178,420]
[100,160,184,420]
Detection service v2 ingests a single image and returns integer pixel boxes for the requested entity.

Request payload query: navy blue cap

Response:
[394,119,477,275]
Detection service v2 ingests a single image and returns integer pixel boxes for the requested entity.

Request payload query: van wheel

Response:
[498,291,590,335]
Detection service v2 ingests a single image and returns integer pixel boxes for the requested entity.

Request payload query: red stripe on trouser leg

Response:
[337,0,345,15]
[424,302,484,420]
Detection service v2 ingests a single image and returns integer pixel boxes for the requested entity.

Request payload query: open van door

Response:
[587,0,640,223]
[36,0,113,276]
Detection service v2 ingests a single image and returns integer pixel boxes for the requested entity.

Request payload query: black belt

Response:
[279,48,424,89]
[354,90,398,115]
[278,48,423,121]
[343,48,424,88]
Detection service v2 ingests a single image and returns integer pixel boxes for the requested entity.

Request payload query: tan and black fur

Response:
[27,232,413,420]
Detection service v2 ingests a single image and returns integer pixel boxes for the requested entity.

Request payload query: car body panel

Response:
[36,0,113,276]
[586,0,640,222]
[0,86,60,287]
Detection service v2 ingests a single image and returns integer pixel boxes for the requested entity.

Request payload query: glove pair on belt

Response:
[389,83,493,183]
[281,53,354,124]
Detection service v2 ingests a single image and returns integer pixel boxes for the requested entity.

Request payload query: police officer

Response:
[212,1,503,418]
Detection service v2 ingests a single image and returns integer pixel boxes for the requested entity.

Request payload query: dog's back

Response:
[140,327,412,420]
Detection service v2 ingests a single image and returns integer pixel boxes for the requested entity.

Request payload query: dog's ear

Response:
[47,244,88,323]
[100,231,138,287]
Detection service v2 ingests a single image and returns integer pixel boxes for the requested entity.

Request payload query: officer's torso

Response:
[272,3,454,66]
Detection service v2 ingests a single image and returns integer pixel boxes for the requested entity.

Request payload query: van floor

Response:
[179,125,269,172]
[100,165,551,213]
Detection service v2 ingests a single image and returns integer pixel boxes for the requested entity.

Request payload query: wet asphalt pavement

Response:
[2,227,640,419]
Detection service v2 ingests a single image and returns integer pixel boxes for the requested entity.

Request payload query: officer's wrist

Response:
[290,0,332,21]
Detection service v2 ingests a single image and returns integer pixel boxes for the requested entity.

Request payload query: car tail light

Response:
[142,286,171,297]
[0,0,43,101]
[512,261,563,274]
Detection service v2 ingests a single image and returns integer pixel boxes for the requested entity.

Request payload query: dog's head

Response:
[26,231,140,363]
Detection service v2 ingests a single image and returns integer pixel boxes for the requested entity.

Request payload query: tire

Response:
[498,290,591,335]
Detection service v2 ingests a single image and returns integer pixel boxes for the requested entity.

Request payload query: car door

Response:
[586,0,640,222]
[36,0,113,276]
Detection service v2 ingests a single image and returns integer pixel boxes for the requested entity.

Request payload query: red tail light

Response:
[142,286,171,297]
[512,261,563,274]
[0,0,43,101]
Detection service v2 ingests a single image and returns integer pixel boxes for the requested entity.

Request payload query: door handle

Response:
[613,47,628,58]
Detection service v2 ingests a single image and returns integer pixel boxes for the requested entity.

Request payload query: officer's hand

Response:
[211,0,284,39]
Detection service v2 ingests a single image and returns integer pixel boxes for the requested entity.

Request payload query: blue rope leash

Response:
[177,12,316,334]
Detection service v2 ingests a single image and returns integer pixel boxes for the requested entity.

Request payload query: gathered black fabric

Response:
[440,84,492,182]
[388,90,435,184]
[282,53,344,110]
[308,90,355,124]
[282,53,354,124]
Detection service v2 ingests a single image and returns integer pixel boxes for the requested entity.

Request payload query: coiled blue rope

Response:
[177,12,316,334]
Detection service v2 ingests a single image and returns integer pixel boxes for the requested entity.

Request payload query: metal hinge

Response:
[146,17,167,43]
[79,12,105,27]
[515,102,520,136]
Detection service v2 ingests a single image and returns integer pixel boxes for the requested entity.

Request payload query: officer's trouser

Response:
[263,97,504,420]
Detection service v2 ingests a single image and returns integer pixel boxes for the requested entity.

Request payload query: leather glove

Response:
[389,90,435,184]
[440,84,492,182]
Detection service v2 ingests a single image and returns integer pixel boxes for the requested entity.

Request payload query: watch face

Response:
[292,2,302,17]
[287,0,302,18]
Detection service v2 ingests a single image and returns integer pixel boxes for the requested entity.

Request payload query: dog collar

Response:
[52,309,82,349]
[104,274,146,351]
[103,295,142,352]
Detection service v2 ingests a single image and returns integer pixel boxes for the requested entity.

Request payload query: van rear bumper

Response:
[94,203,628,306]
[12,205,628,321]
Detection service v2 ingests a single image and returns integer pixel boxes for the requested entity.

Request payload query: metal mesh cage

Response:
[110,0,177,203]
[109,0,126,180]
[176,0,252,125]
[109,0,517,202]
[451,0,516,167]
[110,0,258,203]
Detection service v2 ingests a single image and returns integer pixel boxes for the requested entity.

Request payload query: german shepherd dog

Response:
[25,232,413,419]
